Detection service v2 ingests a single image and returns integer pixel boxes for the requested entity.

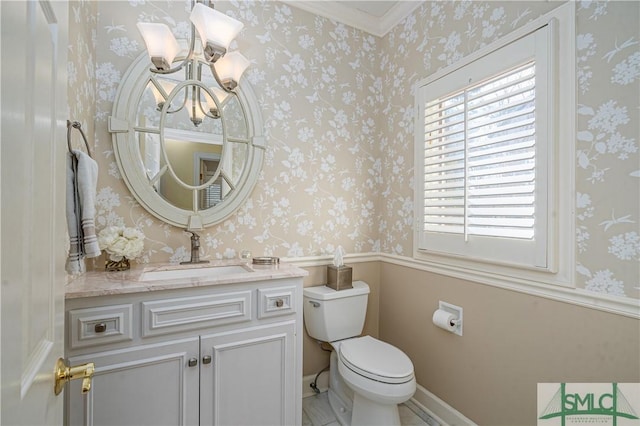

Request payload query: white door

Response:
[1,0,69,424]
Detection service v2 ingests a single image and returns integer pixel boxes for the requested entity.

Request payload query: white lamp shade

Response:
[137,22,181,66]
[151,79,177,105]
[214,51,250,85]
[189,3,244,52]
[204,87,230,110]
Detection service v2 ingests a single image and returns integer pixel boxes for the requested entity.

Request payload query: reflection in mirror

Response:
[110,51,264,229]
[133,57,249,212]
[197,154,222,209]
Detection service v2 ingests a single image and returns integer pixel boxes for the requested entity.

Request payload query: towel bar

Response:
[67,120,92,158]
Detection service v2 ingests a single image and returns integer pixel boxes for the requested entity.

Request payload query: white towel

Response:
[66,149,100,274]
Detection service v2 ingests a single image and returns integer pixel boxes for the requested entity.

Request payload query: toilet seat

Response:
[338,336,414,384]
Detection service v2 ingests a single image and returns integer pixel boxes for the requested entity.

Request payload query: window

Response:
[415,4,574,283]
[424,62,538,240]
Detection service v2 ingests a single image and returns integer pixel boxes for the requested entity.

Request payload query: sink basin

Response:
[140,265,252,281]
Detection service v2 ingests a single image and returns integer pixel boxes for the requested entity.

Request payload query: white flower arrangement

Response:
[98,226,145,261]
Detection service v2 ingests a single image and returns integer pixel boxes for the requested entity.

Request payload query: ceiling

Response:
[281,1,422,37]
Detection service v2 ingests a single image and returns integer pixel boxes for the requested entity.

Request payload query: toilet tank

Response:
[303,280,370,342]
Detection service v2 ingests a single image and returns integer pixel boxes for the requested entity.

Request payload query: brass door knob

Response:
[54,358,95,396]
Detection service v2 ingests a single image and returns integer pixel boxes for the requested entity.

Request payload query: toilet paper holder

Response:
[434,301,463,336]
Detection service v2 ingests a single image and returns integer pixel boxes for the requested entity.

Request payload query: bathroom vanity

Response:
[64,262,307,426]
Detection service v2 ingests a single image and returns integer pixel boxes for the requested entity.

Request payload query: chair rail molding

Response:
[285,253,640,319]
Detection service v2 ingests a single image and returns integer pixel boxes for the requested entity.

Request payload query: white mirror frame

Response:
[109,52,265,229]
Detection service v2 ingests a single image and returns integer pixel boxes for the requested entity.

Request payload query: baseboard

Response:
[411,384,476,426]
[302,372,330,398]
[302,375,474,425]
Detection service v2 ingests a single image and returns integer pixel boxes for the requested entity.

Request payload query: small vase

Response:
[105,257,130,272]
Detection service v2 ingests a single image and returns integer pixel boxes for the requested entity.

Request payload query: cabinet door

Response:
[65,337,199,426]
[200,321,297,426]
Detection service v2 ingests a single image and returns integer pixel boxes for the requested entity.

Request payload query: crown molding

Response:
[281,1,422,37]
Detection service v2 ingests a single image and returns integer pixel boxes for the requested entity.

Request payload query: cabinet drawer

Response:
[258,286,297,319]
[142,291,252,337]
[68,304,133,349]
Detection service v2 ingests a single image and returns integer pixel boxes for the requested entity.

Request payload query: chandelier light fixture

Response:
[137,0,249,126]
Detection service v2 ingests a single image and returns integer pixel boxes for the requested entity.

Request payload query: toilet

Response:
[303,281,416,426]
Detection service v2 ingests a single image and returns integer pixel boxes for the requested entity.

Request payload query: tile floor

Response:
[302,391,440,426]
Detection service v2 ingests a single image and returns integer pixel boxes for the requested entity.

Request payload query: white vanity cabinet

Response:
[200,321,297,425]
[65,336,201,425]
[64,274,303,426]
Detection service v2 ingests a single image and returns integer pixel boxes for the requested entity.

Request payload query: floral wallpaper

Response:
[87,0,381,265]
[68,0,639,300]
[68,0,97,154]
[573,2,639,298]
[378,0,639,300]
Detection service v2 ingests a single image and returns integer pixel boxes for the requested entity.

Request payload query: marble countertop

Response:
[65,260,308,299]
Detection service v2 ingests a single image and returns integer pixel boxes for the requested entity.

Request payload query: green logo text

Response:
[539,383,639,426]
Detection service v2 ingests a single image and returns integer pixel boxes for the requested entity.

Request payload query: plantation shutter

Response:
[417,23,553,269]
[424,62,537,239]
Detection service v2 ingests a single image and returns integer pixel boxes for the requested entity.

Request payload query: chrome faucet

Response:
[180,231,209,265]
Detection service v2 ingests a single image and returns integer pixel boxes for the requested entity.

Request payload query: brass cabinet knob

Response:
[54,358,94,396]
[94,323,107,333]
[275,299,284,308]
[202,355,212,365]
[188,358,198,367]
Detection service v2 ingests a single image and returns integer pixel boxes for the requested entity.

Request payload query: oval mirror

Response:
[109,52,264,229]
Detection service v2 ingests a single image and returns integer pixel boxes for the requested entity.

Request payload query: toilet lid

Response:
[338,336,414,384]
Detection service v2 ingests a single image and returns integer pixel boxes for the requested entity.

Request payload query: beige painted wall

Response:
[301,262,380,376]
[379,262,640,425]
